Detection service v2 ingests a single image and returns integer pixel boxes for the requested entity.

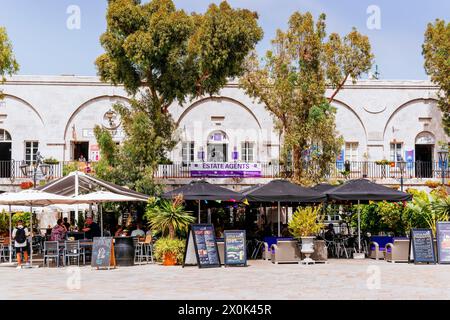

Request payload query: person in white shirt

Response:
[12,220,30,268]
[131,224,145,237]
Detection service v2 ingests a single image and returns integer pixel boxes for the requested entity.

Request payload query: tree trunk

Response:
[168,224,175,239]
[293,144,302,182]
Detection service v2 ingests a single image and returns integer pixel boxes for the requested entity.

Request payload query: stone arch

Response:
[383,98,439,140]
[176,96,262,130]
[1,93,44,125]
[330,98,368,141]
[63,95,131,140]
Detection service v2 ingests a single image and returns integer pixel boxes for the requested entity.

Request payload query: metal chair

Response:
[43,241,60,267]
[64,241,82,266]
[133,237,144,264]
[142,235,154,264]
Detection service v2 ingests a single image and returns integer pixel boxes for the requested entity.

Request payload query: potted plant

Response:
[43,157,59,165]
[153,237,185,266]
[288,206,323,264]
[144,194,195,265]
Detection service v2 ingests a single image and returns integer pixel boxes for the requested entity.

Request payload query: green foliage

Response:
[423,19,450,135]
[96,0,262,102]
[0,210,10,235]
[63,162,79,176]
[12,212,31,228]
[240,11,373,185]
[77,213,85,231]
[153,237,185,264]
[288,206,324,238]
[43,157,59,165]
[144,195,195,239]
[94,0,262,194]
[377,201,406,235]
[0,26,19,96]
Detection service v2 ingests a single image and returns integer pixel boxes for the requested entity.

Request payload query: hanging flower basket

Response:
[20,181,34,190]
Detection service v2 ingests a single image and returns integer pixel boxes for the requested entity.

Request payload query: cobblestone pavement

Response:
[1,259,450,300]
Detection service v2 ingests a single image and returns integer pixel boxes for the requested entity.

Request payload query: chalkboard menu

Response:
[91,237,116,269]
[224,230,247,266]
[436,222,450,264]
[409,229,436,264]
[183,224,220,268]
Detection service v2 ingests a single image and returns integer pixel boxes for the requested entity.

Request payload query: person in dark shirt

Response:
[63,217,71,231]
[324,223,336,241]
[82,217,101,239]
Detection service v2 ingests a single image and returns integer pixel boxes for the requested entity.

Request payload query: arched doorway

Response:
[0,129,12,178]
[207,131,228,162]
[415,131,435,178]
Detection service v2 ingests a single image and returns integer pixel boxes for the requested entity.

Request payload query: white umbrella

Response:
[72,191,148,236]
[0,190,79,267]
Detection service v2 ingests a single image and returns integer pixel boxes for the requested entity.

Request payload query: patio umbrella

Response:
[73,191,148,236]
[242,179,326,236]
[161,180,243,223]
[311,183,337,194]
[0,190,78,267]
[325,179,412,253]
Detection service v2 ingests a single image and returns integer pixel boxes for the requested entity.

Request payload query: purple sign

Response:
[189,162,261,178]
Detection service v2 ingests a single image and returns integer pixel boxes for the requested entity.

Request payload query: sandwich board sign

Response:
[436,222,450,264]
[91,237,116,269]
[183,224,221,268]
[408,229,436,264]
[224,230,247,267]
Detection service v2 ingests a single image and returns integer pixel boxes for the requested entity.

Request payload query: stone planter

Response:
[300,236,315,264]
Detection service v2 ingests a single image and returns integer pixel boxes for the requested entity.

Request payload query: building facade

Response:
[0,75,447,191]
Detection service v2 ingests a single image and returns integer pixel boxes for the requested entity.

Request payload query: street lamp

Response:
[398,159,406,192]
[19,151,49,189]
[438,149,449,186]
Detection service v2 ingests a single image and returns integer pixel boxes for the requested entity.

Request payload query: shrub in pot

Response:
[145,194,195,265]
[154,237,186,265]
[288,206,323,264]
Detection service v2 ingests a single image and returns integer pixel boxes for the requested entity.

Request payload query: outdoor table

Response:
[114,236,135,266]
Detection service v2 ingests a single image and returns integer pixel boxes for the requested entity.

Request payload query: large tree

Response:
[423,19,450,135]
[0,27,19,98]
[94,0,262,193]
[240,12,373,185]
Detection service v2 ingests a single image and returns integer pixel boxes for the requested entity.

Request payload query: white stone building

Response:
[0,75,448,191]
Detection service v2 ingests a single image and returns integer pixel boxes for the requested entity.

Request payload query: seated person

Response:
[50,219,67,241]
[131,224,145,237]
[115,225,125,237]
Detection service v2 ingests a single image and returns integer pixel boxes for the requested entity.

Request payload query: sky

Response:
[0,0,449,79]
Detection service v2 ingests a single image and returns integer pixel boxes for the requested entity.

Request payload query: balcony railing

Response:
[0,160,448,182]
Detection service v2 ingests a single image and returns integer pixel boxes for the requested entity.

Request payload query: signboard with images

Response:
[91,237,116,269]
[189,162,261,178]
[436,222,450,264]
[409,229,436,264]
[224,230,247,267]
[183,224,221,268]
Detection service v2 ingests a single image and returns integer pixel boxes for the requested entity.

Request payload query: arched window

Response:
[207,131,228,162]
[0,129,12,141]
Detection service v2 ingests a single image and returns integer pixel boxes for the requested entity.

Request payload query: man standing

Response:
[12,220,30,269]
[82,217,101,239]
[63,217,71,231]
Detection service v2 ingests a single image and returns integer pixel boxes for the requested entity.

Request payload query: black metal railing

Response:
[0,160,448,181]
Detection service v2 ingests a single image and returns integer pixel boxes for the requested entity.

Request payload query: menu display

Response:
[436,222,450,264]
[91,237,115,269]
[183,224,220,268]
[224,230,247,266]
[409,229,436,264]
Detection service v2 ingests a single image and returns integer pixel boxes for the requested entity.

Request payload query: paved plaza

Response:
[1,259,450,300]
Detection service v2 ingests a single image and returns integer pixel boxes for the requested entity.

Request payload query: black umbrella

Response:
[242,179,326,236]
[311,183,337,194]
[325,179,412,253]
[161,180,242,223]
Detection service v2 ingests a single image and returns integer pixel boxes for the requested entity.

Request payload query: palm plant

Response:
[145,194,195,239]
